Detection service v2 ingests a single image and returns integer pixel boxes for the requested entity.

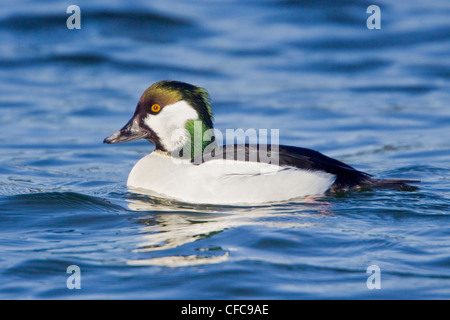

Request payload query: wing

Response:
[192,144,373,191]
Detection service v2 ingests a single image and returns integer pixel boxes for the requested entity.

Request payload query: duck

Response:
[104,80,419,205]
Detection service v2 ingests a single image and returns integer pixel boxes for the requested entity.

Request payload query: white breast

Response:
[127,151,336,205]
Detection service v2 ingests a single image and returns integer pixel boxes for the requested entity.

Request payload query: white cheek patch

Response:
[144,100,199,152]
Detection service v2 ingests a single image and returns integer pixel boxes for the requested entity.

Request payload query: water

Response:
[0,0,449,299]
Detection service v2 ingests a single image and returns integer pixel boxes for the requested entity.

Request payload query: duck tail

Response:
[367,178,421,191]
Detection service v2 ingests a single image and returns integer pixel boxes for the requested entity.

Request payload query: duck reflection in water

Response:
[125,193,331,267]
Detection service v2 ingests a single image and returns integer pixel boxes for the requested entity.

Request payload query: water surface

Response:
[0,0,449,299]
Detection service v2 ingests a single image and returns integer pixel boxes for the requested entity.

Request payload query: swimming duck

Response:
[104,80,418,205]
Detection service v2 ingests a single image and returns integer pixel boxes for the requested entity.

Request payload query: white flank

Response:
[127,151,336,205]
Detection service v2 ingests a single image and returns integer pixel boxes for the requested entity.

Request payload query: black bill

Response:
[103,117,148,144]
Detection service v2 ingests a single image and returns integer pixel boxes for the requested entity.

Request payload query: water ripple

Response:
[0,192,123,214]
[0,0,449,299]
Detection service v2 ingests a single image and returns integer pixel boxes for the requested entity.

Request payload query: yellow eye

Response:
[151,104,161,113]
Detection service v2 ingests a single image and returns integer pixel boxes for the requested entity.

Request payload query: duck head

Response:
[104,80,215,158]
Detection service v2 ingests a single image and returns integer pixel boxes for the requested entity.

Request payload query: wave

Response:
[0,8,192,31]
[0,191,124,214]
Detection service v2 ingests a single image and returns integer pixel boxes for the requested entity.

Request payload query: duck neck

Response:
[173,119,216,159]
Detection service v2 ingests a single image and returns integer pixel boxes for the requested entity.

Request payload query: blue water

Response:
[1,0,449,299]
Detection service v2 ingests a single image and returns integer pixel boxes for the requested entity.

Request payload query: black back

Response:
[192,144,373,191]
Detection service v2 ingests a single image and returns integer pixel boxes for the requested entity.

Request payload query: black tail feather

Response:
[365,178,421,191]
[329,178,421,193]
